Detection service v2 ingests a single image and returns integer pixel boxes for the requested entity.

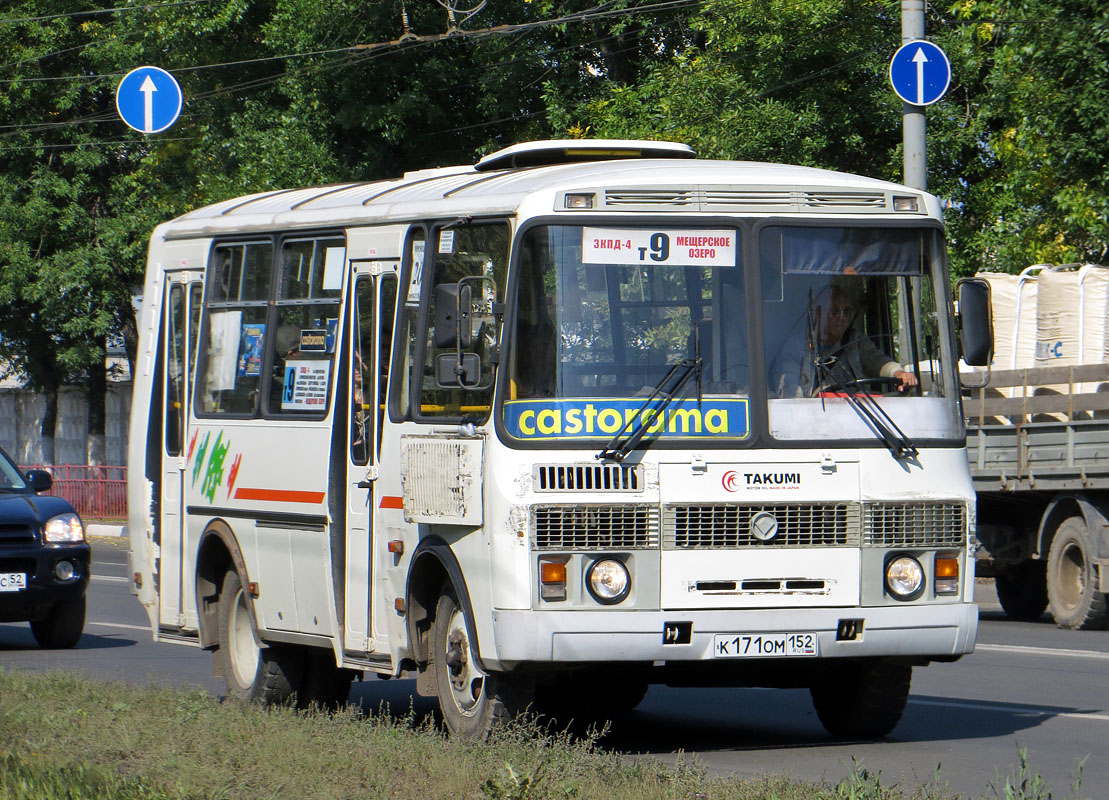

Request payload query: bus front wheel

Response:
[431,587,531,738]
[214,569,300,704]
[810,660,911,739]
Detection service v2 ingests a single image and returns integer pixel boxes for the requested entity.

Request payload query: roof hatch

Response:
[474,139,696,172]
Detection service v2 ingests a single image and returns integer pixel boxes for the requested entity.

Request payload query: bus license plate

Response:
[714,632,818,658]
[0,573,27,592]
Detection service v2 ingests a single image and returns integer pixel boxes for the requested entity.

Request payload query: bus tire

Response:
[214,569,301,704]
[537,668,648,723]
[30,595,85,649]
[298,648,355,710]
[1046,517,1108,630]
[431,587,531,739]
[994,559,1048,621]
[810,660,911,739]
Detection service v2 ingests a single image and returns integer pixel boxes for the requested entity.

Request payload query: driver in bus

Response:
[801,281,918,395]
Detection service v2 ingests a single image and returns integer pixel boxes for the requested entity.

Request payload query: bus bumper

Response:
[489,602,977,666]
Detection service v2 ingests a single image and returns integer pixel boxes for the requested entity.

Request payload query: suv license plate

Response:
[714,632,818,658]
[0,572,27,592]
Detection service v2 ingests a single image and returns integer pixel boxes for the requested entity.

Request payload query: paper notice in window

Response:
[281,360,331,410]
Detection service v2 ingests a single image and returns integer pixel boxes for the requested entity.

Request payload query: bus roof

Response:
[160,141,935,239]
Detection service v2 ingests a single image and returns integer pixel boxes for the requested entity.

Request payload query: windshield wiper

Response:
[597,357,703,462]
[823,361,918,460]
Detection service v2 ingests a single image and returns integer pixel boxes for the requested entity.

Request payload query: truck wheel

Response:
[431,586,532,738]
[214,569,302,703]
[1046,517,1108,630]
[30,595,85,649]
[994,560,1048,621]
[810,660,912,739]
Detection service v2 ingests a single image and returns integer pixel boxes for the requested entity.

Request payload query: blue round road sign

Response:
[115,66,183,134]
[889,40,951,107]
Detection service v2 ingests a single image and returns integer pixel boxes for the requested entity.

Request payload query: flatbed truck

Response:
[964,362,1109,629]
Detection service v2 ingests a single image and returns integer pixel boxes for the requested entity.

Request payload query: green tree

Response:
[945,0,1109,271]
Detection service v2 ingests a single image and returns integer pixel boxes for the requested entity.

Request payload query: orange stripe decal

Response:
[380,495,404,509]
[234,487,325,504]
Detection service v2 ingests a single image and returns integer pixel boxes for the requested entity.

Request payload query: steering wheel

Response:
[821,376,903,397]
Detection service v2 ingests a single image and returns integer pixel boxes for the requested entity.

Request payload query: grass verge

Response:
[0,668,1077,800]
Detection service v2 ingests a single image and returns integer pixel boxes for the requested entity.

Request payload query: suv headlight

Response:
[44,512,85,543]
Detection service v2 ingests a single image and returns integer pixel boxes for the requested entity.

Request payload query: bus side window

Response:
[165,283,186,455]
[418,222,508,419]
[266,237,343,416]
[391,229,426,421]
[197,241,273,415]
[377,276,397,451]
[351,277,373,465]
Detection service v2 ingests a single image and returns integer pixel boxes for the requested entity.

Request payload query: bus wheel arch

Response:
[405,540,479,669]
[195,520,249,650]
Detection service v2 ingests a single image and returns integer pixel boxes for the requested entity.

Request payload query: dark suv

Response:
[0,446,89,648]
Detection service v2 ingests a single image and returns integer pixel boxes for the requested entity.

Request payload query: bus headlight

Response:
[586,558,630,605]
[44,513,85,543]
[885,556,924,600]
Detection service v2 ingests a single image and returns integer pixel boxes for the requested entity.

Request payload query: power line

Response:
[0,0,879,146]
[0,0,214,26]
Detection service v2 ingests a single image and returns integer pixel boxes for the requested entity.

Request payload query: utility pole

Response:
[902,0,927,191]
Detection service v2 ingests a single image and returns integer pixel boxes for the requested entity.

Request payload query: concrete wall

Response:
[0,383,131,466]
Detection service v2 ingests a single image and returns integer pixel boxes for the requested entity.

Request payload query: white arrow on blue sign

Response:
[115,66,183,134]
[888,40,951,107]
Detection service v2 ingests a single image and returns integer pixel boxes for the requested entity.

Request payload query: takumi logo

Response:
[722,470,802,492]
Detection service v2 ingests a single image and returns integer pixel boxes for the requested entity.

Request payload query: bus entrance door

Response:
[159,271,203,630]
[343,266,398,654]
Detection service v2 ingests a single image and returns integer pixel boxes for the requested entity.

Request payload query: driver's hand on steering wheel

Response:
[893,370,918,392]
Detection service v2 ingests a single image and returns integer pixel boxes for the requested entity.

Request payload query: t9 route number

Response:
[582,227,736,268]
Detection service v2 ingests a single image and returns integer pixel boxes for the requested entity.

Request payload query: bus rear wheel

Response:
[214,569,301,704]
[1046,517,1108,630]
[431,587,532,739]
[810,660,911,739]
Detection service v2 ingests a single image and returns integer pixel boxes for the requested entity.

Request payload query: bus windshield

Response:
[506,224,749,444]
[760,225,960,442]
[506,223,960,447]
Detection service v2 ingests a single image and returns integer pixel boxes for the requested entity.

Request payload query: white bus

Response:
[128,139,977,739]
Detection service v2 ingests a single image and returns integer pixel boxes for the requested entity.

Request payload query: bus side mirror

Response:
[433,283,473,349]
[956,278,993,367]
[435,352,482,387]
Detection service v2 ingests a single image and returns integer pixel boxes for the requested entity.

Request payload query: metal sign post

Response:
[893,0,932,190]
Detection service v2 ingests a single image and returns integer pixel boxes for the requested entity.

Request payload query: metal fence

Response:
[20,464,127,521]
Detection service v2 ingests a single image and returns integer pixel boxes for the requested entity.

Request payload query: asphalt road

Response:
[3,538,1108,799]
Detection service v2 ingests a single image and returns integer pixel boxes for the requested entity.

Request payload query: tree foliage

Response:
[1,0,1108,458]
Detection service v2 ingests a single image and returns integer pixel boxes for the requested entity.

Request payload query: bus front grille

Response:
[863,502,967,548]
[663,503,860,549]
[533,463,643,492]
[531,505,659,550]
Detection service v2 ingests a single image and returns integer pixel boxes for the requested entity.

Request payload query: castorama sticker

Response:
[503,398,750,442]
